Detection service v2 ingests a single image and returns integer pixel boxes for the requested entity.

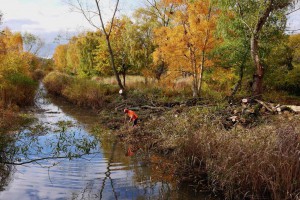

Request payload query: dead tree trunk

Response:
[251,34,264,97]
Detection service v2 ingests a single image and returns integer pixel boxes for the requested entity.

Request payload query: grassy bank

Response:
[43,72,300,199]
[0,108,34,133]
[118,106,300,199]
[43,72,120,109]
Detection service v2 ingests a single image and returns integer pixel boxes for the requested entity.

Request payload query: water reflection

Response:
[0,84,214,200]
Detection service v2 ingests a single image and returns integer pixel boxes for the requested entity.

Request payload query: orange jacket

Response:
[126,110,138,120]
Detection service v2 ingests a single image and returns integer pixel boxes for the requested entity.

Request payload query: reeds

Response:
[137,107,300,199]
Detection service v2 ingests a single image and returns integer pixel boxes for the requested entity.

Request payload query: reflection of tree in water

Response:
[0,121,100,193]
[98,139,118,199]
[130,151,176,199]
[0,134,16,191]
[69,139,119,200]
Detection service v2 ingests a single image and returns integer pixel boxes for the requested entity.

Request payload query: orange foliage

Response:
[154,0,221,96]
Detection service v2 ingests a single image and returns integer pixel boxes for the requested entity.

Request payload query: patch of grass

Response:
[43,71,73,95]
[43,72,119,109]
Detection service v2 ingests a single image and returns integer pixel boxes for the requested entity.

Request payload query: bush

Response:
[43,71,73,95]
[43,72,119,109]
[0,52,38,107]
[62,78,118,108]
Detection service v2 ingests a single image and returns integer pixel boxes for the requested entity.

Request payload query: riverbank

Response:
[0,108,35,134]
[43,72,300,199]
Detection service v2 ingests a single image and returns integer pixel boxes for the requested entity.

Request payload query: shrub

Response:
[0,52,38,107]
[134,107,300,199]
[43,72,119,109]
[62,78,118,108]
[43,71,73,95]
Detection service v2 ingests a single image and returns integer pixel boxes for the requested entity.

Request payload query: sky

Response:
[0,0,299,57]
[0,0,145,57]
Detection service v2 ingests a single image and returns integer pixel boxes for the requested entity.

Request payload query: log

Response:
[286,105,300,113]
[141,105,166,110]
[254,99,274,112]
[115,104,126,111]
[128,107,140,111]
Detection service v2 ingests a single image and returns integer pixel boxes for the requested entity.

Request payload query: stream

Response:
[0,84,213,200]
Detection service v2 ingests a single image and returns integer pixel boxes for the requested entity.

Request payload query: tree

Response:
[154,0,220,97]
[215,5,251,98]
[143,0,178,81]
[76,32,101,77]
[0,29,37,107]
[22,32,45,56]
[289,34,300,64]
[225,0,297,97]
[53,44,68,72]
[68,0,125,90]
[93,17,132,86]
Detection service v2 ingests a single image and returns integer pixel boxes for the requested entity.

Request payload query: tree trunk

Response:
[231,50,248,97]
[122,71,126,88]
[250,34,264,97]
[197,50,205,97]
[106,36,124,90]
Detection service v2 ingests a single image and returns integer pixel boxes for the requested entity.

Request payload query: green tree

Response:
[22,32,45,55]
[68,0,125,90]
[76,32,101,77]
[224,0,297,97]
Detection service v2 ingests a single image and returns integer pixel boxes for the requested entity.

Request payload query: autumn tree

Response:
[141,0,178,81]
[67,0,125,90]
[93,17,129,85]
[154,0,220,97]
[65,36,80,75]
[53,44,68,72]
[76,32,101,77]
[225,0,297,97]
[289,34,300,64]
[0,29,37,107]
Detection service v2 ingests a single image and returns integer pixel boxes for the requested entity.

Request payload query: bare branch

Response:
[286,6,300,15]
[108,0,120,36]
[2,152,101,166]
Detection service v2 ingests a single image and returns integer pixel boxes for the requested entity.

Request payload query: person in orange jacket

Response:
[124,108,138,126]
[125,146,134,157]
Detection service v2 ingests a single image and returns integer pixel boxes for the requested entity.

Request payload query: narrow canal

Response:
[0,84,212,200]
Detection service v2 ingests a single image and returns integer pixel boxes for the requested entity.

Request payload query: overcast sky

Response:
[0,0,299,57]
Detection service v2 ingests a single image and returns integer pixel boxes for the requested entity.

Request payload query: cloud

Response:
[2,19,40,31]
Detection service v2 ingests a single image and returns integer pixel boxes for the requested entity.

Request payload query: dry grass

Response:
[92,75,148,87]
[0,108,33,133]
[43,72,119,109]
[119,106,300,199]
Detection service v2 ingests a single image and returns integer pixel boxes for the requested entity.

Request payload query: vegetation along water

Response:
[1,0,300,199]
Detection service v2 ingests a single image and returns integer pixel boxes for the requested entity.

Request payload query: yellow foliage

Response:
[0,28,38,107]
[154,0,221,96]
[0,28,23,55]
[53,44,68,72]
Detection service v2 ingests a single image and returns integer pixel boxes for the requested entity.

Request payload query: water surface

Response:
[0,84,212,200]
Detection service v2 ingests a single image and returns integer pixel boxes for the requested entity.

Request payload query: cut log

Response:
[286,105,300,113]
[254,99,274,112]
[141,105,166,110]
